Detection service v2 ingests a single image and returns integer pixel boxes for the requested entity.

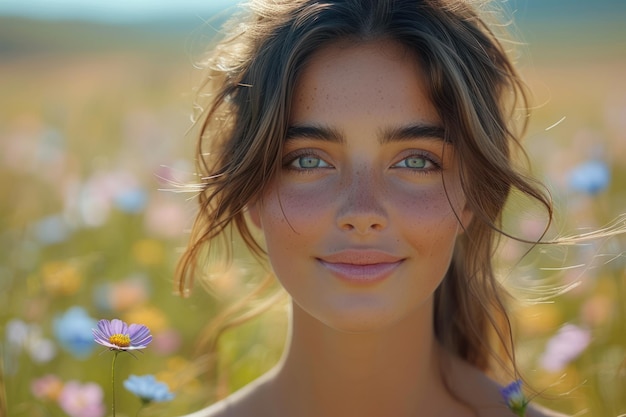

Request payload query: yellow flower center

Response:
[109,333,131,347]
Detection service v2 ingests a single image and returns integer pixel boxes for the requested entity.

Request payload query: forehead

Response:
[289,39,440,128]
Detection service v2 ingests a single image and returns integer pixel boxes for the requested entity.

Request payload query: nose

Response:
[336,167,388,233]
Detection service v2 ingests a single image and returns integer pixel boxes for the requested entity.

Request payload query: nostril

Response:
[339,217,386,234]
[341,223,355,232]
[371,223,384,231]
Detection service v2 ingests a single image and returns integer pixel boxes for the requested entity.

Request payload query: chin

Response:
[306,296,420,334]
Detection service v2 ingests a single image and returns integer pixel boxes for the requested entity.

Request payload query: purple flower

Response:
[568,160,610,195]
[92,319,152,351]
[124,375,174,403]
[58,381,105,417]
[500,380,528,417]
[540,324,591,372]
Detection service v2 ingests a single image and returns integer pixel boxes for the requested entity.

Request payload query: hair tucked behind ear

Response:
[176,0,553,380]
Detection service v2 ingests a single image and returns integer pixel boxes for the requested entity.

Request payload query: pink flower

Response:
[58,381,105,417]
[152,328,182,355]
[540,324,592,372]
[31,374,63,401]
[144,197,188,238]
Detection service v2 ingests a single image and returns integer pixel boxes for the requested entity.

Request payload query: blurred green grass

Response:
[1,7,625,417]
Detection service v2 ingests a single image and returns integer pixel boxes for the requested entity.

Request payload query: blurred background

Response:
[1,1,625,416]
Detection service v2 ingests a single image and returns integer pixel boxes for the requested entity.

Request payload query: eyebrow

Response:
[285,122,447,144]
[379,123,447,144]
[285,125,344,143]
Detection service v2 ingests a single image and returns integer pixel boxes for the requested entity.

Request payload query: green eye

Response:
[391,153,441,173]
[395,156,432,169]
[292,155,330,169]
[404,157,427,169]
[300,156,321,168]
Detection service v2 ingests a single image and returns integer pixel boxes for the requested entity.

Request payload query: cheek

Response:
[256,186,332,294]
[258,185,332,243]
[395,183,459,222]
[393,185,461,250]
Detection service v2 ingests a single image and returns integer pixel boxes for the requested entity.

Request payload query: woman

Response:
[177,1,572,415]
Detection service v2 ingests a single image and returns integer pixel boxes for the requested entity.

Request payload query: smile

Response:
[317,250,405,283]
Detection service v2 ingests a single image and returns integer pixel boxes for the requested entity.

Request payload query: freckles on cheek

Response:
[262,188,329,233]
[401,187,456,217]
[397,188,461,235]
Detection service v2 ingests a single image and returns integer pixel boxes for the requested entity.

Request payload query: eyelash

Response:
[283,149,333,172]
[391,151,442,174]
[283,149,442,174]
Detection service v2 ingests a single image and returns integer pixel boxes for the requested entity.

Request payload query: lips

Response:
[317,250,404,283]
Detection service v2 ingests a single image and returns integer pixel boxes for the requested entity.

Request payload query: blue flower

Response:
[53,307,98,359]
[500,380,528,417]
[32,214,72,245]
[124,375,174,403]
[114,188,148,213]
[568,160,610,195]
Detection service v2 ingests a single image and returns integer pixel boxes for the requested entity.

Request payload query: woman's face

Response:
[250,40,472,332]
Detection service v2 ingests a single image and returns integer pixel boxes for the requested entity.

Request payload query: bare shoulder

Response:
[177,372,274,417]
[527,403,570,417]
[176,392,256,417]
[441,352,570,417]
[178,398,233,417]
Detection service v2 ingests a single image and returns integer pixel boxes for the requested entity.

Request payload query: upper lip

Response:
[318,250,404,265]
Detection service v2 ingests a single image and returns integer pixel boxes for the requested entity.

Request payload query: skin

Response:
[183,40,568,417]
[252,39,471,335]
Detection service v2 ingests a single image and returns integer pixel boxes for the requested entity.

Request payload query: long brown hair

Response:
[176,0,552,379]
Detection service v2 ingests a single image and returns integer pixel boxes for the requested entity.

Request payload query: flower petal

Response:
[92,326,111,346]
[92,318,152,351]
[128,324,152,348]
[124,374,174,402]
[110,319,127,335]
[96,319,111,336]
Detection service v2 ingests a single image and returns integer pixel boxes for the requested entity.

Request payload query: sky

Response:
[0,0,240,23]
[2,1,626,24]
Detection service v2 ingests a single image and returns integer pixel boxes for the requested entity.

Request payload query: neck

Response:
[270,299,451,417]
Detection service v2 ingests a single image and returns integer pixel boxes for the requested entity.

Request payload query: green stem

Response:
[111,351,119,417]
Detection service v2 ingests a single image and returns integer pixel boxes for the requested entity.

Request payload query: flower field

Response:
[1,8,625,417]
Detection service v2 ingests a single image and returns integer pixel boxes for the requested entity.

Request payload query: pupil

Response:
[300,156,319,168]
[408,157,425,168]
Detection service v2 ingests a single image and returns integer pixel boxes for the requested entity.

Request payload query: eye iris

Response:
[406,157,426,168]
[299,156,320,168]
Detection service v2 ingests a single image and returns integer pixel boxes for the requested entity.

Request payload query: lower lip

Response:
[318,260,403,283]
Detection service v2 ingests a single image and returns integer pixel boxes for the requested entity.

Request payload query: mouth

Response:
[317,250,404,283]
